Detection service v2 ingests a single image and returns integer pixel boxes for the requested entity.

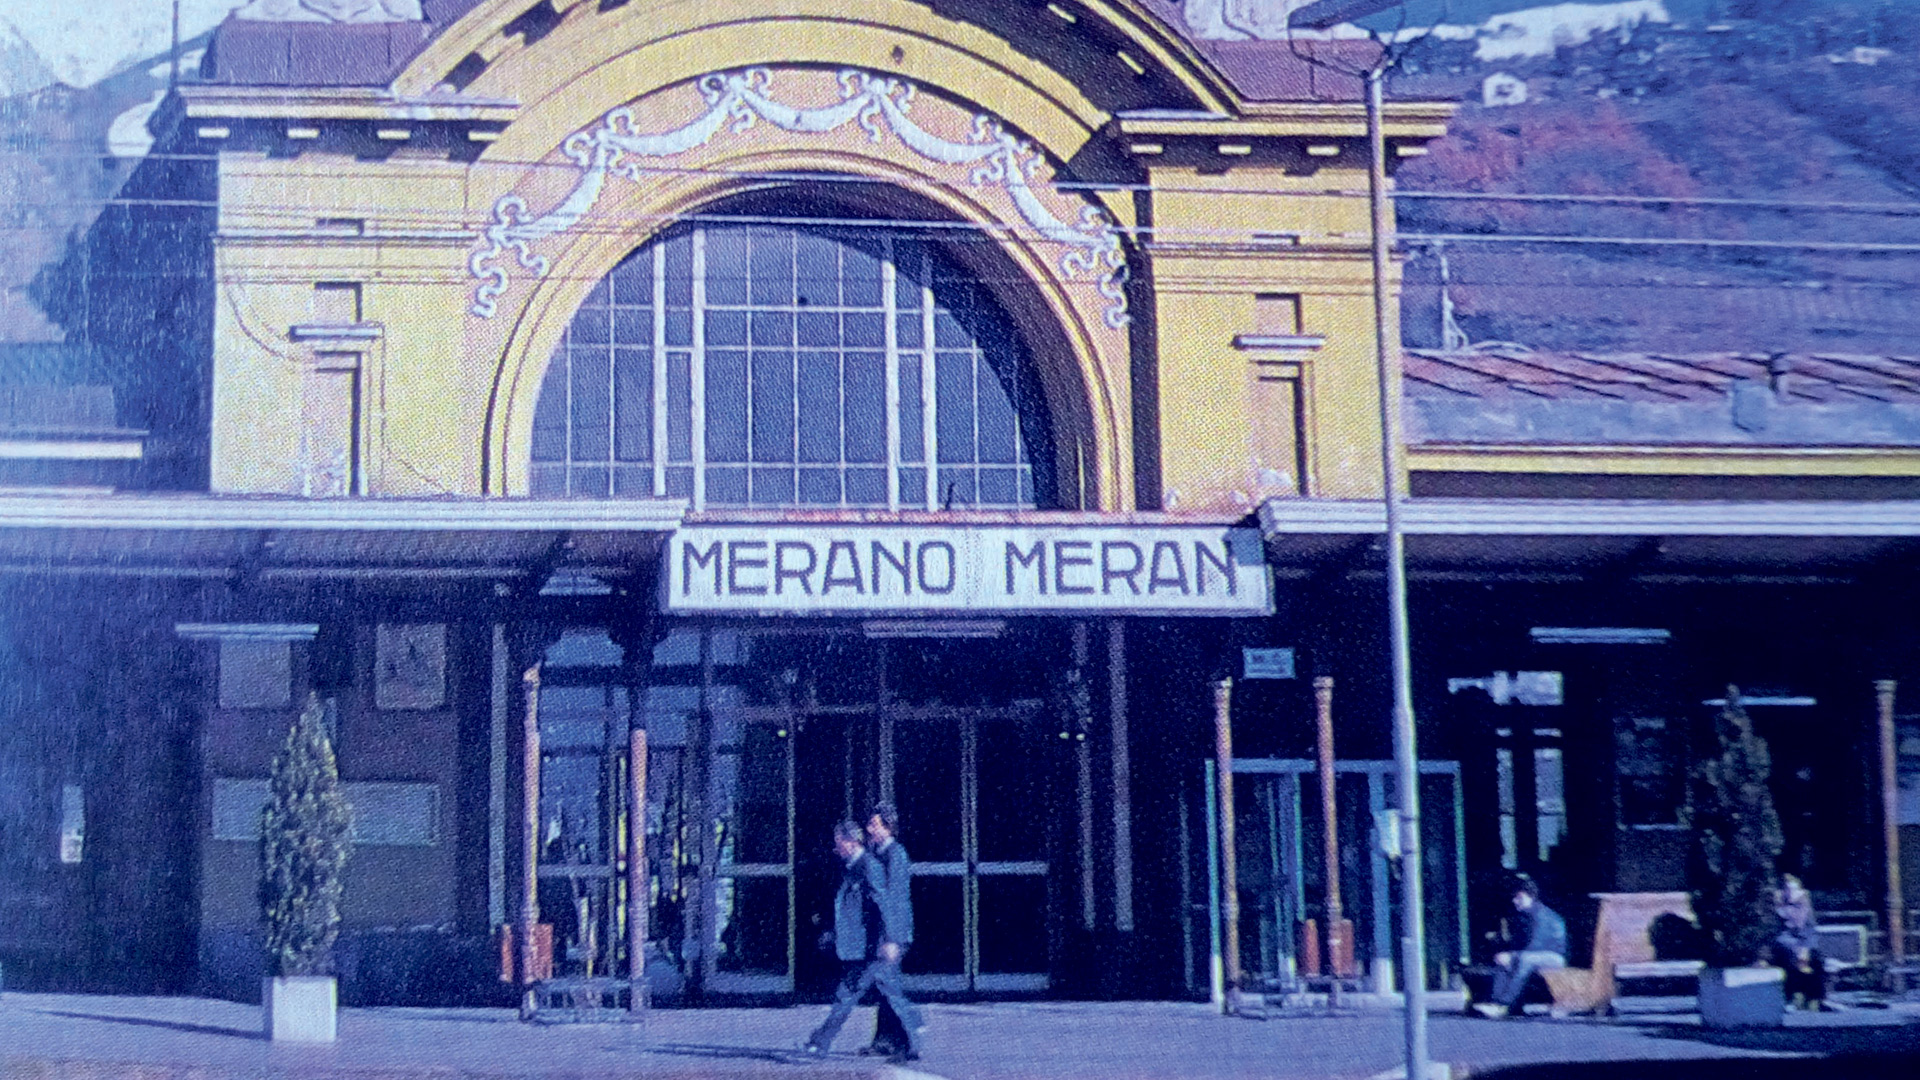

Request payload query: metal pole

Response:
[1878,680,1906,963]
[1180,784,1195,995]
[1213,677,1242,1014]
[1368,64,1429,1078]
[489,625,510,929]
[1316,675,1344,1004]
[629,726,649,1013]
[521,663,543,1018]
[1073,623,1095,932]
[1111,620,1134,932]
[1205,760,1225,1011]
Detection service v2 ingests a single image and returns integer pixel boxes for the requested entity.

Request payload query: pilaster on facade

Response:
[1117,102,1449,511]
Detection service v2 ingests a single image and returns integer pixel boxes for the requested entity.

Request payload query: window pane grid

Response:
[530,224,1044,508]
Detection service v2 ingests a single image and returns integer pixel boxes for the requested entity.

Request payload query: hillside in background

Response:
[1,2,1918,364]
[1389,1,1920,352]
[0,82,151,345]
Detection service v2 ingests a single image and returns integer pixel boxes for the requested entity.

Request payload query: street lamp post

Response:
[1287,3,1428,1077]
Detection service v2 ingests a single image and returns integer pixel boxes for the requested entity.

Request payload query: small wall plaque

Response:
[376,623,446,710]
[1242,647,1295,680]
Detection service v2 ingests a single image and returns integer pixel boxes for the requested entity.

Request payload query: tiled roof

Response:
[0,386,127,436]
[1404,347,1920,447]
[208,15,437,85]
[1405,348,1920,404]
[1195,38,1379,103]
[203,0,1379,102]
[1133,0,1380,103]
[0,343,104,387]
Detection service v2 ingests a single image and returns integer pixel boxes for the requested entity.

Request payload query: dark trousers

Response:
[1771,944,1827,1003]
[872,943,915,1050]
[810,954,922,1053]
[872,998,908,1051]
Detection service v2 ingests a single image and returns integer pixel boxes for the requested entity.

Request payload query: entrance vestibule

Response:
[1193,758,1467,999]
[532,622,1078,1001]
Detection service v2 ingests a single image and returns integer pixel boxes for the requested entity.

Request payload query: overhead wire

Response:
[1402,232,1920,254]
[5,144,1920,215]
[1,143,1916,294]
[13,196,1920,257]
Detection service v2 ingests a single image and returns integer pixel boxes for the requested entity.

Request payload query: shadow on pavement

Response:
[654,1041,809,1065]
[1473,1057,1920,1080]
[1473,1021,1920,1080]
[40,1009,262,1040]
[1640,1022,1920,1057]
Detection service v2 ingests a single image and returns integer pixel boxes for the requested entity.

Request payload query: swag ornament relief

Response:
[468,68,1130,327]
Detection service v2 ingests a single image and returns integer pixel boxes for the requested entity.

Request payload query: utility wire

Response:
[20,196,1920,255]
[8,145,1920,215]
[42,270,1920,290]
[1404,232,1920,254]
[1396,191,1920,215]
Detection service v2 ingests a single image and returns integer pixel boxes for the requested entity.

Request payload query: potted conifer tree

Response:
[1688,686,1786,1028]
[259,693,353,1042]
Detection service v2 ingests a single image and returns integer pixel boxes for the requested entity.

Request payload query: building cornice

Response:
[174,85,520,124]
[1116,100,1454,142]
[1408,444,1920,476]
[0,493,685,532]
[1260,497,1920,537]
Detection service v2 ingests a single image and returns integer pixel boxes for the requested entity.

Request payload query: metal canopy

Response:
[1259,497,1920,577]
[0,494,685,579]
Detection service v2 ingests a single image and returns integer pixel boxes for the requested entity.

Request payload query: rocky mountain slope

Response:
[1389,2,1920,352]
[1,1,1916,358]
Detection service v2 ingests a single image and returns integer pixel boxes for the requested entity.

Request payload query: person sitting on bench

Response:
[1771,873,1830,1011]
[1476,875,1568,1018]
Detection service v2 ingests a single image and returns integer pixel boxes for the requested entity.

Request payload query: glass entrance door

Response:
[641,625,1063,999]
[1193,759,1469,996]
[888,636,1057,994]
[635,628,799,997]
[707,698,795,994]
[533,631,638,985]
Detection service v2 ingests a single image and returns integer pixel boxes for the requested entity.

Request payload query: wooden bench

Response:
[1540,891,1697,1015]
[1814,923,1869,979]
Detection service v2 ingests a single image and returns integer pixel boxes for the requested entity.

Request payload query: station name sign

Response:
[665,524,1273,616]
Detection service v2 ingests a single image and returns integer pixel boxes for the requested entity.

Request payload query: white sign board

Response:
[665,524,1272,616]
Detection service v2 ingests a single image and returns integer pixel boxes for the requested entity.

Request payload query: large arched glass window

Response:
[530,223,1053,509]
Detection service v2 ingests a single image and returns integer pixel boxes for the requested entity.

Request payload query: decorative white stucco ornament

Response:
[232,0,423,21]
[467,68,1131,328]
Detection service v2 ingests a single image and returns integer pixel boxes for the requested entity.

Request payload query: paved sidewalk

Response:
[1,992,1917,1079]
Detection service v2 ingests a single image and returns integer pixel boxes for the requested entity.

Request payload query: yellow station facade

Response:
[1,0,1915,1007]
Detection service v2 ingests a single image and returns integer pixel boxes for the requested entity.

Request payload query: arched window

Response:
[530,224,1053,509]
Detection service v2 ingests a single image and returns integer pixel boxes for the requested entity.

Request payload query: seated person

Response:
[1771,873,1829,1011]
[1475,875,1568,1018]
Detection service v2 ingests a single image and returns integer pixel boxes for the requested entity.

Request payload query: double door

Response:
[884,699,1054,994]
[790,633,1060,996]
[621,627,1063,1000]
[1195,759,1468,995]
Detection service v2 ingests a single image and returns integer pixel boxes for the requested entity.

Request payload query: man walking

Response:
[802,820,922,1062]
[1477,874,1568,1018]
[862,803,921,1059]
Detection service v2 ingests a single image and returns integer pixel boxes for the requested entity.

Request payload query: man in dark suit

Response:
[862,802,922,1061]
[801,820,922,1061]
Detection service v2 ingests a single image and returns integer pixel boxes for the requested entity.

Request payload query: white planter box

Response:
[1698,965,1784,1029]
[264,975,337,1043]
